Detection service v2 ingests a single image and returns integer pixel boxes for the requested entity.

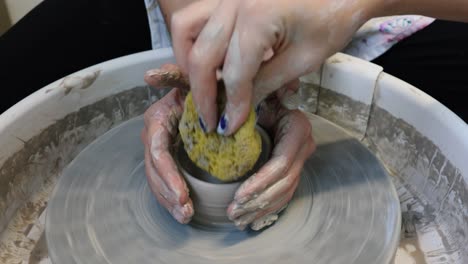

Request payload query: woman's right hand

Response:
[170,0,383,136]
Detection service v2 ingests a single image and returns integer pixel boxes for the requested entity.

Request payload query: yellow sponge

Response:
[178,89,261,182]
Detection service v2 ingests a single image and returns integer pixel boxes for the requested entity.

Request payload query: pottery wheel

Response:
[46,114,401,264]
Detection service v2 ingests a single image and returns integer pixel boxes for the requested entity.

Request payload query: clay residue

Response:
[46,69,101,95]
[29,233,48,264]
[0,86,169,262]
[45,114,400,264]
[317,87,371,139]
[395,237,427,264]
[364,106,468,263]
[0,174,49,264]
[328,58,343,64]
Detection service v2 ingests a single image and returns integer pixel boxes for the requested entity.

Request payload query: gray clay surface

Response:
[46,115,400,264]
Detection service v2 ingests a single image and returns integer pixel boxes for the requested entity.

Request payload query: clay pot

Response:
[175,125,272,227]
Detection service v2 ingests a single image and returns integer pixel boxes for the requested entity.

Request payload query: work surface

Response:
[46,114,400,264]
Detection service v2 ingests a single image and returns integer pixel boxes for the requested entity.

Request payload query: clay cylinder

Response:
[175,125,272,227]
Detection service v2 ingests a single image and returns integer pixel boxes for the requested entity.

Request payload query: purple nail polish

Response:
[217,114,228,135]
[198,116,206,133]
[255,104,261,115]
[220,116,227,130]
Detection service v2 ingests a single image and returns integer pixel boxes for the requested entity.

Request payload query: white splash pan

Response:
[0,48,466,264]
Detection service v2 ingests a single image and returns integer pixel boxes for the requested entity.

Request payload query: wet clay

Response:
[175,125,272,227]
[45,114,400,264]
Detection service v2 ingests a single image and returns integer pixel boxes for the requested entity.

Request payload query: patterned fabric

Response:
[144,0,172,49]
[343,15,435,61]
[144,1,434,61]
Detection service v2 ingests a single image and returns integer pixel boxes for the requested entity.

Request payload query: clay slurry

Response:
[46,115,400,264]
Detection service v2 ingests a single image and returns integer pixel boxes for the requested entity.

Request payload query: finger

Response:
[219,18,279,135]
[144,89,186,205]
[144,64,190,90]
[144,146,179,207]
[171,0,220,73]
[233,211,256,231]
[143,89,185,134]
[271,110,313,158]
[171,201,195,224]
[234,156,290,203]
[300,134,317,161]
[188,1,239,133]
[228,158,303,220]
[252,176,299,223]
[234,168,300,231]
[146,148,194,224]
[147,127,190,205]
[233,188,294,231]
[233,112,311,203]
[250,204,288,231]
[253,44,327,105]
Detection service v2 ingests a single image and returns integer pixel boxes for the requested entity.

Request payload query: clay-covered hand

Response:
[141,64,194,224]
[171,0,381,135]
[142,64,315,231]
[227,83,316,231]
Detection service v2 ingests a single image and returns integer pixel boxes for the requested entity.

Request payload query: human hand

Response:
[171,0,381,135]
[141,64,193,224]
[227,81,316,231]
[143,65,315,231]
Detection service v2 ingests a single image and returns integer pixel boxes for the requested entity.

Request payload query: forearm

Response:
[158,0,198,33]
[381,0,468,22]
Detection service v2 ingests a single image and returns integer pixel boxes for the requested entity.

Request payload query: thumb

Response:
[144,64,190,91]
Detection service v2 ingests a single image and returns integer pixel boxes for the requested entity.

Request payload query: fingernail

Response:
[172,204,192,224]
[217,114,228,135]
[255,104,261,116]
[198,116,207,133]
[255,104,262,123]
[181,202,193,217]
[171,207,185,223]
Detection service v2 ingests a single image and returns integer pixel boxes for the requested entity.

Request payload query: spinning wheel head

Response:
[46,116,400,264]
